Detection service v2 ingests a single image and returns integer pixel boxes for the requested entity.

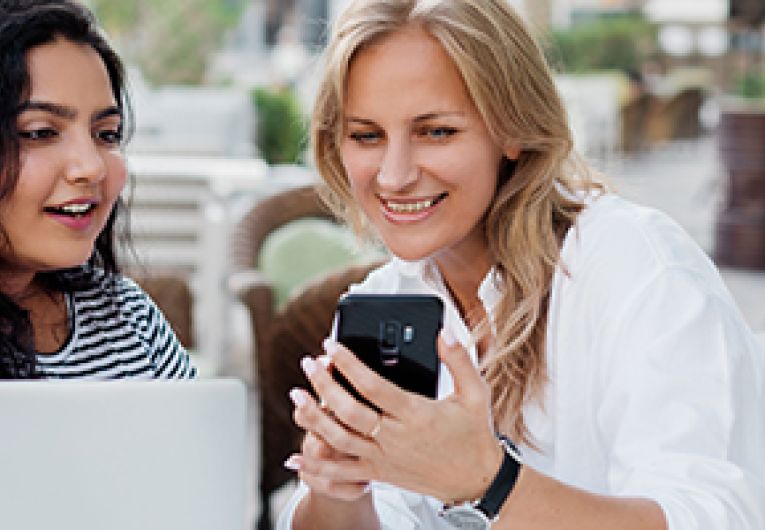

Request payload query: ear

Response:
[504,143,521,160]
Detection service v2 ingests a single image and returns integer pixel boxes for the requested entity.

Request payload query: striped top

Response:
[36,268,196,379]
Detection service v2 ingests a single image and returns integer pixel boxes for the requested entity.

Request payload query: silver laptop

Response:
[0,379,248,530]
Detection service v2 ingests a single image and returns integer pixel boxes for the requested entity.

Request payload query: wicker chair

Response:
[228,185,383,530]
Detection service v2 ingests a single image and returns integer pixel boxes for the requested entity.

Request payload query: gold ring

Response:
[368,415,383,439]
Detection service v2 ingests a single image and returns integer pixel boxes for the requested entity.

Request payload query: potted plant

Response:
[251,86,307,166]
[714,10,765,269]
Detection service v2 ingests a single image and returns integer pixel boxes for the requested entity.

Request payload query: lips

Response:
[43,200,98,217]
[43,198,100,231]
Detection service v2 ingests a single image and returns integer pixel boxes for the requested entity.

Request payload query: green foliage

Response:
[252,87,308,165]
[88,1,139,32]
[735,70,765,99]
[89,0,247,85]
[545,15,658,74]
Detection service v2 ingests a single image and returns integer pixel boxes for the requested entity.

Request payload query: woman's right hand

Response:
[287,426,370,502]
[287,375,381,530]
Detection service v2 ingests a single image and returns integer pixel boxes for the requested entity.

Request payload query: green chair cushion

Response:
[259,218,377,308]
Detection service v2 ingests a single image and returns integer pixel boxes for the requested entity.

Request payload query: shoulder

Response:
[68,268,155,310]
[562,194,718,285]
[553,194,749,350]
[65,268,166,333]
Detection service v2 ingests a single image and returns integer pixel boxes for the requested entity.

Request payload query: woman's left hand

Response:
[288,330,504,504]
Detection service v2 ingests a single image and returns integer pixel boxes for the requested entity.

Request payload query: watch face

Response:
[440,505,491,530]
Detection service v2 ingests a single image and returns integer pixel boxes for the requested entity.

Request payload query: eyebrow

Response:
[345,111,465,125]
[16,101,121,122]
[413,112,465,122]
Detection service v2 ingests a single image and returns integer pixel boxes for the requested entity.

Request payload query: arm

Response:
[128,278,196,379]
[292,334,668,530]
[493,466,665,529]
[292,489,380,530]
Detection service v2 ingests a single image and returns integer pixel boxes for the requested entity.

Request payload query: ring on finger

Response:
[367,414,383,439]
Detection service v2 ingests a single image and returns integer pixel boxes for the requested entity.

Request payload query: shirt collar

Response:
[392,256,502,318]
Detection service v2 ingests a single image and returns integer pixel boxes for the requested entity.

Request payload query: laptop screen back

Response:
[0,379,247,530]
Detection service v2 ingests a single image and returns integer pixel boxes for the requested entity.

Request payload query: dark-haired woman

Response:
[0,0,195,379]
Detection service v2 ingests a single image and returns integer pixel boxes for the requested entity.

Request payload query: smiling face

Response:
[340,25,517,268]
[0,37,126,287]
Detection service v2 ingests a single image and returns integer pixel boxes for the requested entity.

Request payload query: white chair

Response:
[124,155,268,375]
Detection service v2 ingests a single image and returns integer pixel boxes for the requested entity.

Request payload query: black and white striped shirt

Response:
[36,268,196,379]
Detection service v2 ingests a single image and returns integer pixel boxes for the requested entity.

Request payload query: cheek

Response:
[104,151,127,199]
[340,148,377,196]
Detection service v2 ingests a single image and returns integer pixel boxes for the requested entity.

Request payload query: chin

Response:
[48,250,95,271]
[384,242,435,262]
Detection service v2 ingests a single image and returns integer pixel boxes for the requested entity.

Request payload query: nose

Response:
[64,133,106,185]
[376,137,418,192]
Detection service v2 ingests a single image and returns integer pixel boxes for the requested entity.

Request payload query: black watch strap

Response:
[475,435,522,520]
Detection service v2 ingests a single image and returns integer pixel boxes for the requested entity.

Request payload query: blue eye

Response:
[425,127,458,139]
[349,131,382,144]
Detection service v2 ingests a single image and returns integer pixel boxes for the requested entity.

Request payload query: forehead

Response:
[343,25,474,117]
[24,37,114,106]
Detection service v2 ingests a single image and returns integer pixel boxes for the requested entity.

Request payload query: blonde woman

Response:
[279,1,765,529]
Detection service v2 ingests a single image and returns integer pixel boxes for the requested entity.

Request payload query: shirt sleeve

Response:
[276,481,451,530]
[595,266,765,530]
[120,277,197,379]
[145,299,196,379]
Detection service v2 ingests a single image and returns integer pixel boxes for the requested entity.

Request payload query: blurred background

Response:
[78,0,765,527]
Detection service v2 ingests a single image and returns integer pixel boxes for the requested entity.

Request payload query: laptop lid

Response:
[0,379,247,530]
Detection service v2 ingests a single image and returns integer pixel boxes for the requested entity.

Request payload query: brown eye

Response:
[96,128,123,145]
[18,128,58,141]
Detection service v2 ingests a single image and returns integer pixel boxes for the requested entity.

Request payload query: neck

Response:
[0,271,38,301]
[434,246,493,322]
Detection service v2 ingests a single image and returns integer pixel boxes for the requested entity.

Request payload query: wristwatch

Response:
[439,435,522,529]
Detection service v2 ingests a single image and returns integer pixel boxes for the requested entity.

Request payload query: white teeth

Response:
[60,203,92,214]
[386,198,436,213]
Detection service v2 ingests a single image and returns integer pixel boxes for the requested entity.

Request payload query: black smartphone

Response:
[333,294,443,409]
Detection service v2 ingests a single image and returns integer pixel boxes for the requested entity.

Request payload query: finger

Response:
[290,386,372,457]
[301,353,383,440]
[284,453,371,502]
[300,470,370,502]
[438,329,488,405]
[325,338,413,418]
[302,430,351,461]
[295,451,373,484]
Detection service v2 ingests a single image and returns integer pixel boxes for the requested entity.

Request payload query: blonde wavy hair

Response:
[312,0,602,444]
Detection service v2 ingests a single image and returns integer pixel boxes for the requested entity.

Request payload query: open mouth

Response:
[383,192,448,214]
[43,203,97,218]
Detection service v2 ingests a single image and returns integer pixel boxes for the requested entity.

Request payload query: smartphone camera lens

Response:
[380,321,401,366]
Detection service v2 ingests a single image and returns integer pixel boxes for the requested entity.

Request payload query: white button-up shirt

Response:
[278,194,765,530]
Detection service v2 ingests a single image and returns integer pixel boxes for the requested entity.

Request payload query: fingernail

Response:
[300,356,317,376]
[283,455,301,471]
[323,337,340,356]
[289,387,307,407]
[441,328,456,347]
[362,483,372,494]
[318,355,331,369]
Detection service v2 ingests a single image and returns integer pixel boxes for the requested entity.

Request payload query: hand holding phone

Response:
[333,294,443,409]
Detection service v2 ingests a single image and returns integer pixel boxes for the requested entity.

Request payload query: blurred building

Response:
[127,68,255,158]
